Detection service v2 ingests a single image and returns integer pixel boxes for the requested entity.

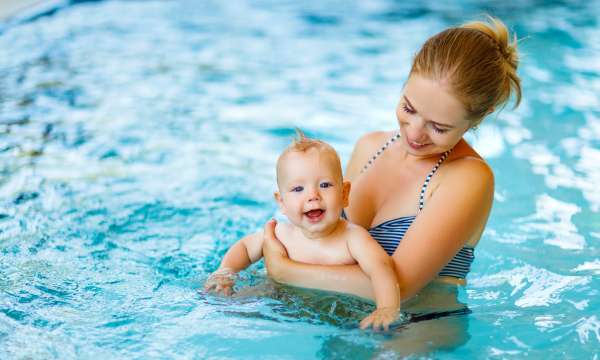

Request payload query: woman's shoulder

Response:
[448,139,492,168]
[354,130,395,152]
[346,130,394,179]
[444,142,494,189]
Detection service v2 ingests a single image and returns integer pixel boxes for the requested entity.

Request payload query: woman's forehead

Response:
[403,75,469,126]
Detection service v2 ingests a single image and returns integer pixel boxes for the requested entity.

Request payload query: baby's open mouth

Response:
[304,209,325,220]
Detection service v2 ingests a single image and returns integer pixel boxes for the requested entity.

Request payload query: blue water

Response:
[1,0,599,358]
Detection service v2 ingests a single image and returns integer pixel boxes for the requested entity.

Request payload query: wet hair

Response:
[409,16,522,127]
[276,128,342,187]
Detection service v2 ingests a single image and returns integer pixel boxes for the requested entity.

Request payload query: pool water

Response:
[1,0,599,358]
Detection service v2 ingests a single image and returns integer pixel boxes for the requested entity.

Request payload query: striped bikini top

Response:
[353,132,475,279]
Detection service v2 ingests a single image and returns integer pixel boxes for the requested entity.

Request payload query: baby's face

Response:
[275,148,348,238]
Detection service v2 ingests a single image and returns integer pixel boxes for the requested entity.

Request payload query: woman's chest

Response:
[346,158,433,228]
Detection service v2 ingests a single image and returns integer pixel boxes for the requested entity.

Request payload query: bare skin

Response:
[205,148,401,330]
[262,75,495,304]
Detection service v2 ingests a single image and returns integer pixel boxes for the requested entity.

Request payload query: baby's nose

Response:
[307,189,320,201]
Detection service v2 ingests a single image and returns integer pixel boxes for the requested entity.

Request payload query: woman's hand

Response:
[262,219,289,281]
[261,218,374,300]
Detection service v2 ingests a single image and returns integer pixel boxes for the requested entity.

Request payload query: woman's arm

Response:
[389,157,494,299]
[263,157,494,301]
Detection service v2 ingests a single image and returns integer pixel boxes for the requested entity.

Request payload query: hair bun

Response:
[462,16,518,69]
[410,15,522,125]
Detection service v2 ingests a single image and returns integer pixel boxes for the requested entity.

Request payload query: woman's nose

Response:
[406,118,428,140]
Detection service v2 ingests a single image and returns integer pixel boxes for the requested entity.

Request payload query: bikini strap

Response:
[418,148,452,211]
[361,132,401,173]
[360,131,452,211]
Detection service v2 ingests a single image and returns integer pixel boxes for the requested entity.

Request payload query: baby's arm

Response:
[347,227,400,331]
[204,231,264,295]
[220,231,264,271]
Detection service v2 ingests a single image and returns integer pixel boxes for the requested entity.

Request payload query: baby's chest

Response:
[284,239,356,266]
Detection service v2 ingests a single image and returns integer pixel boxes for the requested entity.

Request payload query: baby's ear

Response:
[274,192,285,212]
[342,181,351,207]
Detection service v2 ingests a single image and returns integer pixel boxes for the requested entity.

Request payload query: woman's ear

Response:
[342,181,351,208]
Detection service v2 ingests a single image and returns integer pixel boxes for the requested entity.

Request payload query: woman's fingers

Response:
[263,218,290,269]
[263,219,288,256]
[263,218,277,240]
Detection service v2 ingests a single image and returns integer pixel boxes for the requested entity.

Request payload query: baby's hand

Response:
[359,307,399,331]
[203,268,237,296]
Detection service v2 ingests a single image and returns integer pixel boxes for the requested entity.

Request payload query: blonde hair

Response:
[276,128,342,186]
[410,16,522,127]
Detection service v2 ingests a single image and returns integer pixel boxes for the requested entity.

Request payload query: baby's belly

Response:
[288,250,357,266]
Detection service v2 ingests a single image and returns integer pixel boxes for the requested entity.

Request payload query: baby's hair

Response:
[276,128,342,186]
[287,128,330,152]
[410,15,522,127]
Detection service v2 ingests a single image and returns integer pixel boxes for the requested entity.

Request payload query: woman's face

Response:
[396,74,471,158]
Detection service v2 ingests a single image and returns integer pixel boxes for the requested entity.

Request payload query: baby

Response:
[204,131,400,330]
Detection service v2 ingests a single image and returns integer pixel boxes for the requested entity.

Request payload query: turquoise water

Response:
[1,0,599,358]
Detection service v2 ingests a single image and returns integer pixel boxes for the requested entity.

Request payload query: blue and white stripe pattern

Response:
[368,216,416,256]
[360,132,475,279]
[366,215,475,279]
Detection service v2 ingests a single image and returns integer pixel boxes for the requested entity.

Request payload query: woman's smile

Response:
[406,138,431,150]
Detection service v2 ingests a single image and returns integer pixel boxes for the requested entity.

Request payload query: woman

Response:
[261,17,522,312]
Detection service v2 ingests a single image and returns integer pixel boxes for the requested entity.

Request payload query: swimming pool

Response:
[0,0,598,358]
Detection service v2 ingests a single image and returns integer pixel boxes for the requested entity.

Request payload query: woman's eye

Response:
[320,182,333,188]
[291,186,303,192]
[402,104,416,114]
[432,124,448,134]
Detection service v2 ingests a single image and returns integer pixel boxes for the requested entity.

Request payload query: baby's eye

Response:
[291,186,304,192]
[320,182,333,189]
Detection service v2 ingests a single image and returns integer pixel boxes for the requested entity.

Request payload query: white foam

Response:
[534,315,561,331]
[576,316,600,344]
[573,259,600,275]
[517,194,585,250]
[471,265,590,308]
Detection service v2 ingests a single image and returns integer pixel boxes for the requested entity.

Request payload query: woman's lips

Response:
[304,209,325,223]
[406,138,430,150]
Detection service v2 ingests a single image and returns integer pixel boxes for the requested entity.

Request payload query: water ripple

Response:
[0,0,599,358]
